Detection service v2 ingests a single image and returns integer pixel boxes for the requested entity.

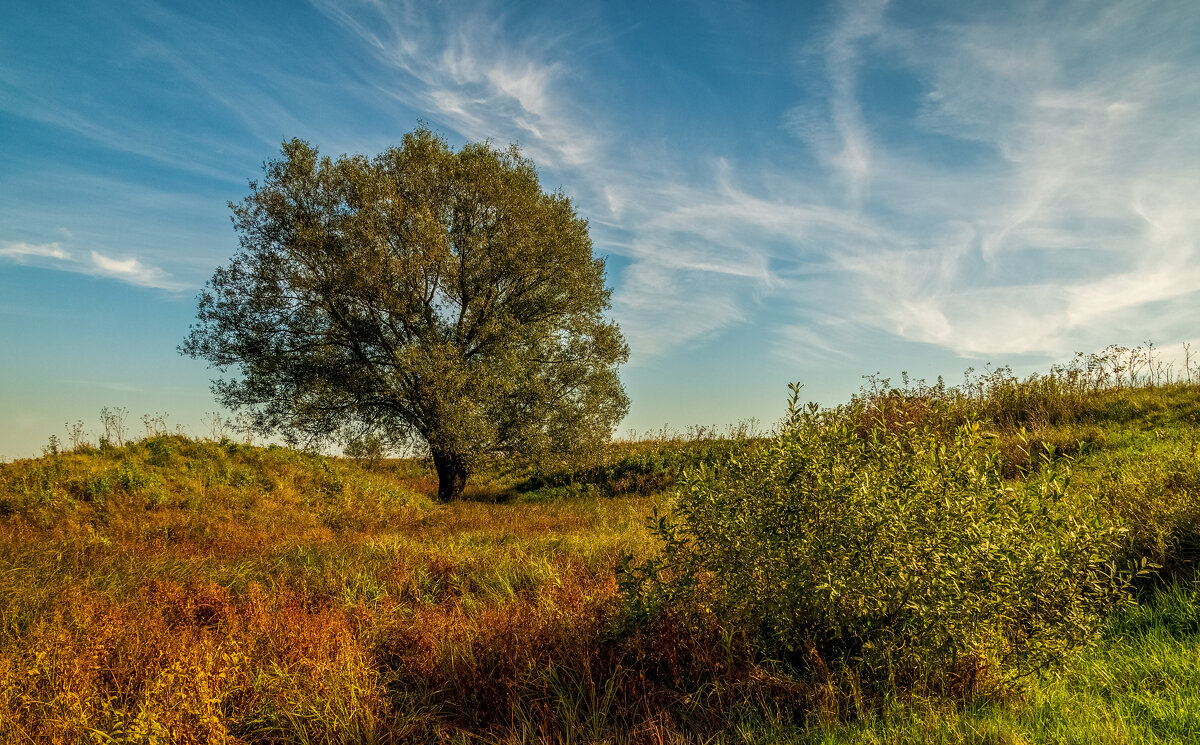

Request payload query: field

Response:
[4,350,1200,743]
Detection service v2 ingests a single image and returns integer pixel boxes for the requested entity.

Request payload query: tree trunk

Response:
[432,448,468,502]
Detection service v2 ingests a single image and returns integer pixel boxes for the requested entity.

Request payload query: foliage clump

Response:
[623,384,1131,694]
[518,425,759,499]
[182,126,629,501]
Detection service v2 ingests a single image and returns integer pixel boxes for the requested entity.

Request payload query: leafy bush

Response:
[116,459,155,495]
[853,344,1198,440]
[144,436,175,467]
[990,425,1108,479]
[622,385,1130,694]
[519,432,754,499]
[343,433,386,465]
[65,472,113,503]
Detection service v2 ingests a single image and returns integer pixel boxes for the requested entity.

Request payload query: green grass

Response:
[3,360,1200,742]
[735,582,1200,744]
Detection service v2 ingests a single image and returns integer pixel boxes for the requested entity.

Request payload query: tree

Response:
[182,127,629,501]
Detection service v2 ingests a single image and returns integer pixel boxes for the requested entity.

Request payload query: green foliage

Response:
[66,473,113,503]
[42,434,61,458]
[343,432,385,465]
[116,459,155,495]
[5,457,66,509]
[1088,434,1200,569]
[181,126,629,501]
[623,384,1131,692]
[520,430,754,499]
[761,582,1200,744]
[143,436,175,467]
[10,356,1200,741]
[849,345,1200,445]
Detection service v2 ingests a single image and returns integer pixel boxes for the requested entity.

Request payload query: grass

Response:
[3,348,1200,742]
[0,437,662,742]
[755,582,1200,744]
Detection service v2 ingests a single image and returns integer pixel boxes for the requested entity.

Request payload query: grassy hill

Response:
[4,358,1200,743]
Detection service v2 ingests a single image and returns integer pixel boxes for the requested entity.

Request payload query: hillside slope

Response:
[3,376,1200,743]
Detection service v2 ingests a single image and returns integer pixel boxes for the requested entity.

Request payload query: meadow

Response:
[4,345,1200,743]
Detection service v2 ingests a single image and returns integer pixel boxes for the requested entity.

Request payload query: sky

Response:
[2,0,1199,459]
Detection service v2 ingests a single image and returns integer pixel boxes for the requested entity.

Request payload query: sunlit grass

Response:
[739,582,1200,745]
[0,435,665,742]
[3,358,1200,742]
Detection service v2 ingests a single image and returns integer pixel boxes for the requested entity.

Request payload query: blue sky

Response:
[2,0,1199,459]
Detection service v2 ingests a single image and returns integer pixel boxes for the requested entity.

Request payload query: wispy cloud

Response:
[263,0,1200,364]
[88,251,178,289]
[313,0,1200,367]
[781,0,1200,360]
[0,238,183,291]
[312,0,601,169]
[605,170,890,358]
[0,77,248,184]
[775,317,860,364]
[0,241,69,260]
[784,0,889,208]
[12,0,1189,366]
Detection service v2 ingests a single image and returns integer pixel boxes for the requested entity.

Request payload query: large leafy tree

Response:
[182,127,629,501]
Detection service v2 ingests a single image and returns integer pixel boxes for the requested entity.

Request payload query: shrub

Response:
[518,433,753,499]
[343,433,386,466]
[144,436,174,467]
[116,460,155,495]
[991,425,1108,479]
[622,385,1130,694]
[66,472,113,503]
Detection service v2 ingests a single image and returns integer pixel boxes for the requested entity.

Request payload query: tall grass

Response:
[3,349,1200,742]
[0,433,663,742]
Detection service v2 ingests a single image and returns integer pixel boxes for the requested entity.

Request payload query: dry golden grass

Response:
[6,375,1200,742]
[0,437,668,743]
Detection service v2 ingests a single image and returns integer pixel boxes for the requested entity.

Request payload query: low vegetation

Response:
[4,345,1200,743]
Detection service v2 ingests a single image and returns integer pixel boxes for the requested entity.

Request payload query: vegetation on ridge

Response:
[4,345,1200,742]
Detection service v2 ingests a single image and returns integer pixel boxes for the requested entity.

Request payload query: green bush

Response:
[144,436,174,467]
[622,385,1130,694]
[65,472,113,503]
[116,459,154,495]
[518,435,751,498]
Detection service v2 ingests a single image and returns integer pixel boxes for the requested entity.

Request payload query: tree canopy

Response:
[182,127,629,501]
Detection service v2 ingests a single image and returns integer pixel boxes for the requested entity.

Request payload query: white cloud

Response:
[0,80,246,183]
[88,251,178,289]
[775,318,859,363]
[615,263,747,361]
[823,0,887,204]
[0,241,69,260]
[781,0,1200,361]
[307,0,1200,366]
[313,0,600,169]
[0,237,183,290]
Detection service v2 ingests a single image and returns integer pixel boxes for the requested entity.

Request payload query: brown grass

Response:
[0,438,673,743]
[6,373,1198,742]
